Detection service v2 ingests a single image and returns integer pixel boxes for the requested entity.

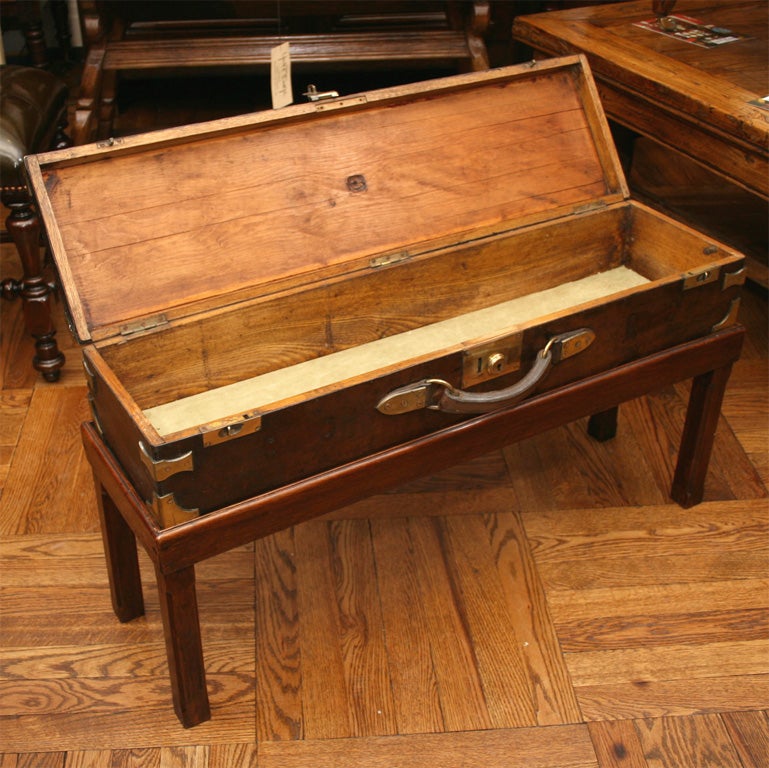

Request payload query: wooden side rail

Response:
[103,31,480,70]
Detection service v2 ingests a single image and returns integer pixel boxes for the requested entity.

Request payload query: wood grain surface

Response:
[2,43,768,760]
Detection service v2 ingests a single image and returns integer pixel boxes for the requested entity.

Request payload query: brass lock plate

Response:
[462,332,523,387]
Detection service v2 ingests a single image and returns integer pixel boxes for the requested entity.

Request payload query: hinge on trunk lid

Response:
[371,251,410,268]
[120,314,169,336]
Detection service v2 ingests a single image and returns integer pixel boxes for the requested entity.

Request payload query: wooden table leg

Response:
[94,478,144,622]
[2,199,65,381]
[671,363,734,508]
[154,564,211,727]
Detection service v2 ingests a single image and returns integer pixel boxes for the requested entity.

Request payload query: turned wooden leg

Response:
[2,199,65,381]
[671,365,733,508]
[155,564,211,727]
[94,479,144,622]
[587,406,619,442]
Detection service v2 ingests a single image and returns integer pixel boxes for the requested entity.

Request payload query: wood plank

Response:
[254,528,303,742]
[370,517,444,734]
[484,511,582,726]
[0,640,252,681]
[566,639,769,687]
[522,498,768,542]
[0,390,32,492]
[634,713,743,768]
[548,579,768,624]
[13,755,64,768]
[556,607,767,653]
[406,515,493,732]
[257,724,599,768]
[57,750,113,768]
[0,387,94,535]
[0,695,255,751]
[721,359,769,455]
[292,521,353,739]
[208,743,259,768]
[537,551,769,591]
[324,519,397,737]
[158,747,209,767]
[576,674,769,721]
[722,710,769,768]
[439,514,538,728]
[587,720,648,768]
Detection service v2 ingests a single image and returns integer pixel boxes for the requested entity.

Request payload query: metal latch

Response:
[201,413,262,446]
[462,332,523,387]
[304,84,339,102]
[682,266,720,290]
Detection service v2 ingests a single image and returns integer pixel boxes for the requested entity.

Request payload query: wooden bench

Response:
[73,1,490,144]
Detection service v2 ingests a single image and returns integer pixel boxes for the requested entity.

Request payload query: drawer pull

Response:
[377,328,595,416]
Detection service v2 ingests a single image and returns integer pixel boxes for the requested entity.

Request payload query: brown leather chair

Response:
[1,65,71,381]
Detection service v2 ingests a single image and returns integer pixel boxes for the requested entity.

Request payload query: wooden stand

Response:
[81,325,744,728]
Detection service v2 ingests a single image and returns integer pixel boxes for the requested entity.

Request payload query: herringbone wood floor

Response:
[1,68,768,767]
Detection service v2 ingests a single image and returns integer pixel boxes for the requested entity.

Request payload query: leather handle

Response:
[377,328,595,416]
[437,348,553,414]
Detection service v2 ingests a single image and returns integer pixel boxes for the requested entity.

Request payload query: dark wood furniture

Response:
[81,324,744,727]
[27,57,746,725]
[0,0,71,67]
[0,65,70,381]
[513,0,769,284]
[72,0,490,144]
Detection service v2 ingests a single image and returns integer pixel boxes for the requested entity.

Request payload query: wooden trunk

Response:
[27,56,746,726]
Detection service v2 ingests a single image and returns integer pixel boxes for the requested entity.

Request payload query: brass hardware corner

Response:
[712,298,741,332]
[149,492,200,528]
[139,442,195,482]
[87,395,105,437]
[722,267,746,290]
[82,357,96,388]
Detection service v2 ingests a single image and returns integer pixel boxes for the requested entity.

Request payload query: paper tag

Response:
[271,42,293,109]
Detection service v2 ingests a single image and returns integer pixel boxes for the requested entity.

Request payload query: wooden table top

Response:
[513,0,768,198]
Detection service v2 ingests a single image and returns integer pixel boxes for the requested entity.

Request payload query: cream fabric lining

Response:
[145,266,648,436]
